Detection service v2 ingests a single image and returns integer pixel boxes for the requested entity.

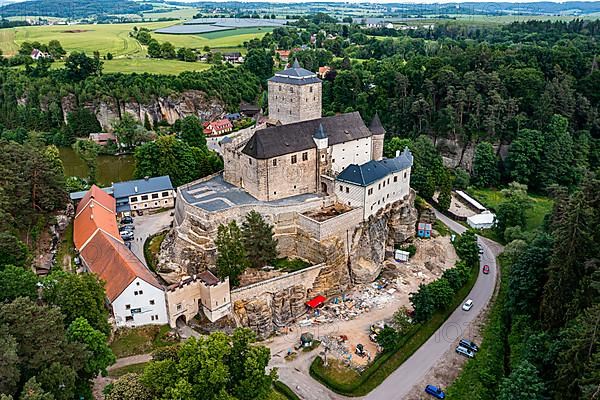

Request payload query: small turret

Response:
[313,123,328,149]
[370,113,385,161]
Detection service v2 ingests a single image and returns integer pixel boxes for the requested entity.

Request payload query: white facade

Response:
[129,189,175,211]
[330,137,373,174]
[336,166,411,220]
[467,211,496,230]
[111,277,169,327]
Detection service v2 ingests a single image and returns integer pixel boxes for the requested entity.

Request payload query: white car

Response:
[455,345,475,358]
[462,299,473,311]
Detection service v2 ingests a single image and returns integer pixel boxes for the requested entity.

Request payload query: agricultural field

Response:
[153,26,273,49]
[142,6,200,21]
[51,58,212,75]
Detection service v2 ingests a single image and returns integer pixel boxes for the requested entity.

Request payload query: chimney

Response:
[144,176,149,181]
[396,150,400,157]
[134,186,138,193]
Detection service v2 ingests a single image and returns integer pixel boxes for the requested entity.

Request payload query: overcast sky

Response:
[169,0,598,3]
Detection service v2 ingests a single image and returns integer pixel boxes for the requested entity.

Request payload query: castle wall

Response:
[372,134,384,161]
[268,80,322,124]
[330,137,373,174]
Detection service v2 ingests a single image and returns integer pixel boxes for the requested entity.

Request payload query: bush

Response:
[273,381,300,400]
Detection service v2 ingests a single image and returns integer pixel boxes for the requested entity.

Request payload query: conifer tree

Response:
[241,211,278,268]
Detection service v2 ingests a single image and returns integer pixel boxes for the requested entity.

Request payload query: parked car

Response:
[478,244,484,254]
[119,225,134,234]
[425,384,446,399]
[121,216,134,224]
[121,231,134,241]
[482,264,490,274]
[459,339,479,352]
[456,345,475,358]
[462,299,473,311]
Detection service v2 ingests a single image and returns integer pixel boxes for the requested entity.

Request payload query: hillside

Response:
[0,0,153,18]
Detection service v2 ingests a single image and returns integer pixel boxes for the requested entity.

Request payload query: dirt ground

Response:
[280,234,457,370]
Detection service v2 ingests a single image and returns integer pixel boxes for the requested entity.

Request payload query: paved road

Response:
[124,211,173,266]
[274,210,503,400]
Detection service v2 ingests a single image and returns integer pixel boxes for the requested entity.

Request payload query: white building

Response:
[335,147,413,220]
[113,176,176,216]
[467,211,496,230]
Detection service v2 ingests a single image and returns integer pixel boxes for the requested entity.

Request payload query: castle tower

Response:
[267,59,322,125]
[313,123,331,193]
[369,113,385,161]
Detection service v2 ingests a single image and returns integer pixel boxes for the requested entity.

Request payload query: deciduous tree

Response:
[215,221,249,286]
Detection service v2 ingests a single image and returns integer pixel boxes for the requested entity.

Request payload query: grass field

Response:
[110,325,176,358]
[153,27,273,49]
[142,6,199,21]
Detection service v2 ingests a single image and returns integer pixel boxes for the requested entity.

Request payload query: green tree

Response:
[67,317,115,378]
[72,139,101,184]
[442,261,469,291]
[113,114,148,149]
[410,284,435,322]
[64,52,102,81]
[147,40,161,58]
[42,271,110,335]
[376,326,399,352]
[104,373,152,400]
[19,377,53,400]
[498,360,545,400]
[0,324,20,396]
[383,137,411,159]
[494,183,531,237]
[66,108,102,139]
[0,265,38,301]
[454,229,479,267]
[241,211,278,269]
[453,168,470,190]
[506,129,545,186]
[392,307,413,335]
[160,42,176,59]
[472,142,499,188]
[215,221,249,286]
[179,116,207,149]
[539,114,576,189]
[37,362,77,400]
[244,49,274,82]
[0,234,30,269]
[428,278,454,309]
[47,40,66,59]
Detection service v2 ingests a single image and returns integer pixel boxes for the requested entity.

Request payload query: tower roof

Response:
[314,123,327,139]
[369,113,386,135]
[268,58,322,85]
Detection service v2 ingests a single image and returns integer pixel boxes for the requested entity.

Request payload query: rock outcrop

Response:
[61,90,225,131]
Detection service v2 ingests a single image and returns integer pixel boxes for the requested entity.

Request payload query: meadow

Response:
[0,21,270,73]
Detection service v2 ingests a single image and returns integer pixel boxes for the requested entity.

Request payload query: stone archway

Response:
[175,314,187,328]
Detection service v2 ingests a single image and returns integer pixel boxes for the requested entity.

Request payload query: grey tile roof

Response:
[369,113,386,135]
[268,59,321,85]
[242,112,371,159]
[113,176,173,199]
[336,147,413,187]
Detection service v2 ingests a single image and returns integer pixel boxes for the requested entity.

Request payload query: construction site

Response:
[269,230,457,370]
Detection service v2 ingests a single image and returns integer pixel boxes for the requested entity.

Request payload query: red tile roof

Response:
[80,231,162,301]
[76,184,116,215]
[73,200,121,251]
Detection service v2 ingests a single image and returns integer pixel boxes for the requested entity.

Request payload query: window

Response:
[272,159,277,167]
[154,202,158,206]
[383,181,386,187]
[139,290,143,295]
[378,184,381,190]
[162,191,169,197]
[321,154,325,159]
[339,185,343,192]
[150,300,155,305]
[176,303,182,311]
[346,187,349,193]
[125,316,134,322]
[289,110,292,115]
[291,155,297,164]
[368,188,373,195]
[136,282,140,286]
[141,195,148,201]
[164,200,168,204]
[155,315,158,320]
[125,304,131,310]
[249,158,252,165]
[134,291,138,296]
[279,85,281,91]
[302,152,308,161]
[310,86,313,93]
[131,196,138,202]
[404,172,407,179]
[293,185,297,189]
[151,315,155,321]
[290,87,294,93]
[152,193,159,199]
[394,176,398,182]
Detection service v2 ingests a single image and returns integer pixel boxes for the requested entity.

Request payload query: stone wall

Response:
[297,207,364,241]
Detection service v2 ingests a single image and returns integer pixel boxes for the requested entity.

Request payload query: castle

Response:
[161,61,416,333]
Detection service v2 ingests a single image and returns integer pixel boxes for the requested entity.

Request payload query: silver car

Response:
[456,345,475,358]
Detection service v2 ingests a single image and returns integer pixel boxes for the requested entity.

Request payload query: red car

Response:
[482,265,490,274]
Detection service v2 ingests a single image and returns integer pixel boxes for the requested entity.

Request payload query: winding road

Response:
[273,210,503,400]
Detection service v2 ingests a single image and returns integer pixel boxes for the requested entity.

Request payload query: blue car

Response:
[425,384,446,399]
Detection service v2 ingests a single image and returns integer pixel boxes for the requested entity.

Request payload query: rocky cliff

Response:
[348,190,418,283]
[60,90,225,130]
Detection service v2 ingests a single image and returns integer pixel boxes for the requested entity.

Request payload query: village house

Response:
[318,66,331,79]
[89,132,117,146]
[275,49,290,62]
[30,48,49,60]
[223,52,244,63]
[113,176,175,216]
[203,118,234,136]
[73,186,169,327]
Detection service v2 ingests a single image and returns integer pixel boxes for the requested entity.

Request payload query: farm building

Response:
[467,211,496,229]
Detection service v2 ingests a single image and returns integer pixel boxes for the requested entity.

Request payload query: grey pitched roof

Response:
[268,59,322,85]
[112,176,173,199]
[336,147,413,187]
[313,123,327,139]
[369,113,386,135]
[242,112,371,159]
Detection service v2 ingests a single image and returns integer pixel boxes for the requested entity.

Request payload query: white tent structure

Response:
[467,211,496,229]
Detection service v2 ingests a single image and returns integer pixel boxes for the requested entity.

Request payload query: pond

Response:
[59,147,135,186]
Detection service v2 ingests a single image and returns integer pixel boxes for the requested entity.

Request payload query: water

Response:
[59,147,135,186]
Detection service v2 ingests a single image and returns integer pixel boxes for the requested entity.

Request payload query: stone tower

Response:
[267,59,322,125]
[313,123,331,193]
[369,113,385,161]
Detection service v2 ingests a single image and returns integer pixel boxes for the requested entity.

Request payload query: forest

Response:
[0,15,598,400]
[0,0,153,18]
